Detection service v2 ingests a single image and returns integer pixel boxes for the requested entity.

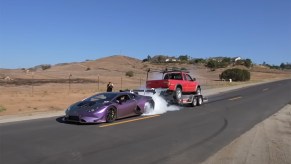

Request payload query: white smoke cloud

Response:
[139,70,182,115]
[141,91,181,115]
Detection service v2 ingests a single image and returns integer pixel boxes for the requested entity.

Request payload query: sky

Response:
[0,0,290,69]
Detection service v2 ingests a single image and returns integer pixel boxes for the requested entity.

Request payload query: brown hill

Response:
[0,55,290,116]
[0,55,290,87]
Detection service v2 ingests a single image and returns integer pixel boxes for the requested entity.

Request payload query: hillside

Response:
[0,55,290,87]
[0,55,290,116]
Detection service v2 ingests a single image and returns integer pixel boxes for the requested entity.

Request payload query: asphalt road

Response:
[1,79,291,164]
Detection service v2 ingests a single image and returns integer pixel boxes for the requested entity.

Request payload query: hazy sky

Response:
[1,0,290,68]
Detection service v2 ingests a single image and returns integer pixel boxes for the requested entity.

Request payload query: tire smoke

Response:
[141,91,181,115]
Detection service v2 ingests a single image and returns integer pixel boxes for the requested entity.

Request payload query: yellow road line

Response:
[229,96,242,101]
[263,88,269,91]
[99,115,160,128]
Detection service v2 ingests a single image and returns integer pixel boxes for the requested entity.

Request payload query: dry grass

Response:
[1,55,290,116]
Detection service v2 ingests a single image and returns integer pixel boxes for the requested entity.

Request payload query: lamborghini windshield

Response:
[84,93,118,103]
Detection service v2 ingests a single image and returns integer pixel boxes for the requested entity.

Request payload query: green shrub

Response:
[125,71,134,77]
[192,58,206,64]
[244,59,252,68]
[220,68,250,81]
[171,67,179,71]
[41,64,51,70]
[0,105,6,112]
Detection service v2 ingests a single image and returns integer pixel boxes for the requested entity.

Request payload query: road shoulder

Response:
[202,104,291,164]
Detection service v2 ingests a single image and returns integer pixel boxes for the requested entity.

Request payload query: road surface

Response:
[1,79,290,164]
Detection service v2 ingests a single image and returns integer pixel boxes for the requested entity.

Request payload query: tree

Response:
[206,60,217,71]
[157,56,163,63]
[178,55,188,61]
[41,64,51,70]
[222,57,231,64]
[193,58,206,64]
[147,55,152,61]
[244,59,252,68]
[280,63,286,69]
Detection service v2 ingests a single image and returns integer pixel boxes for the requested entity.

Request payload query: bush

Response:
[0,105,6,112]
[206,60,217,71]
[125,71,134,77]
[192,58,206,64]
[41,64,51,70]
[220,68,250,81]
[142,59,148,62]
[171,67,179,71]
[206,58,232,70]
[244,59,252,68]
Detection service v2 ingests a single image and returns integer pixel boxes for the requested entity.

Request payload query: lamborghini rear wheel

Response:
[135,106,143,116]
[144,100,155,113]
[106,108,116,123]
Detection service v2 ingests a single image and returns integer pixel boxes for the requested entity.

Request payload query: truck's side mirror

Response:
[192,78,196,81]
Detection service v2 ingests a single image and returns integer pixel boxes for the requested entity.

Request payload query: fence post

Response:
[121,77,123,90]
[140,77,142,87]
[97,74,99,91]
[68,73,72,94]
[31,72,34,96]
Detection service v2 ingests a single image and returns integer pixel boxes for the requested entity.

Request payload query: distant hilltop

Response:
[1,55,290,71]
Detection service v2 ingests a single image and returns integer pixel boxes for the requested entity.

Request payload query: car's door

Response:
[115,94,137,118]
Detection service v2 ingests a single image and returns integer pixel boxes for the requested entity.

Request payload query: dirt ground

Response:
[202,104,291,164]
[0,73,290,164]
[1,61,290,116]
[0,56,291,164]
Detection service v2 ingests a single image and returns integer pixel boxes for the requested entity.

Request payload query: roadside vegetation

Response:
[220,68,251,81]
[0,105,6,112]
[143,55,253,70]
[125,71,134,77]
[143,55,291,72]
[262,62,291,70]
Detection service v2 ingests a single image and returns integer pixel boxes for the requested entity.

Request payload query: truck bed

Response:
[146,79,171,89]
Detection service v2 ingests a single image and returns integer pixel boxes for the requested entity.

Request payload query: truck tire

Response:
[175,87,182,103]
[197,96,203,106]
[191,96,197,107]
[196,87,201,95]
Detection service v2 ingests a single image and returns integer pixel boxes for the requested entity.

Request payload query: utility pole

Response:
[121,76,123,90]
[31,72,34,96]
[97,74,99,91]
[68,73,72,94]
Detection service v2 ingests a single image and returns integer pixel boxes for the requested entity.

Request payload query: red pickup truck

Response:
[146,70,202,105]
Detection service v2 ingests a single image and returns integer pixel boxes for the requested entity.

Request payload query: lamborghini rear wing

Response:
[120,89,156,95]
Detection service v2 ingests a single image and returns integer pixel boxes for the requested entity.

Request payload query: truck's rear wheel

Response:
[191,96,197,107]
[197,96,203,106]
[175,87,182,103]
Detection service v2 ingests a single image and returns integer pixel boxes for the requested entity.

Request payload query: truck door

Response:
[184,74,196,91]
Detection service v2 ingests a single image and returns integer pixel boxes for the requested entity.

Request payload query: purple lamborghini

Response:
[64,92,154,123]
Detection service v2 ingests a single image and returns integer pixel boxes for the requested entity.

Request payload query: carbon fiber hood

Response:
[69,101,110,113]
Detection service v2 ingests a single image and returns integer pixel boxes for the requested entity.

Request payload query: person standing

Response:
[107,82,114,92]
